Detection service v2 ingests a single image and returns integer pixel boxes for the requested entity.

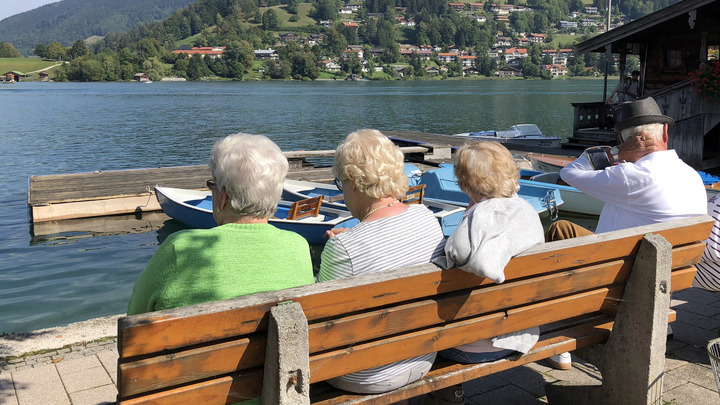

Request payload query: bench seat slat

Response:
[119,224,710,358]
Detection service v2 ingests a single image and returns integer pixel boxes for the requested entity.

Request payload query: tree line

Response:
[22,0,650,81]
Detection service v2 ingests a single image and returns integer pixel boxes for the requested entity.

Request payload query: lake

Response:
[0,79,605,334]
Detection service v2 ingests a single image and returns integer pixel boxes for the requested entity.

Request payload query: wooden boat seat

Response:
[401,184,426,205]
[285,195,323,220]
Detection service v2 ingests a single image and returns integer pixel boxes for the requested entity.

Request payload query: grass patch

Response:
[546,33,581,48]
[175,33,203,49]
[0,58,62,75]
[262,3,316,28]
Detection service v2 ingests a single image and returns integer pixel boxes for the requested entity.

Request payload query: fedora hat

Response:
[614,97,674,132]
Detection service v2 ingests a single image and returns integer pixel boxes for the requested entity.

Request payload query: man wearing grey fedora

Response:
[543,97,707,370]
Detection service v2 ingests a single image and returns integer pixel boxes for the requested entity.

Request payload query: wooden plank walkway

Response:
[27,146,433,223]
[26,134,579,223]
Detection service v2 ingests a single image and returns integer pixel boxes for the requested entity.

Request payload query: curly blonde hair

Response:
[333,129,409,199]
[454,141,519,201]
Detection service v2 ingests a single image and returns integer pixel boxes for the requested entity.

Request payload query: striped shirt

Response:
[318,204,445,384]
[694,195,720,291]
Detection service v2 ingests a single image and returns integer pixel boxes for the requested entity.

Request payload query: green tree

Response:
[187,54,211,80]
[98,51,121,81]
[312,0,339,21]
[341,53,362,74]
[324,27,348,56]
[47,41,67,61]
[143,57,168,81]
[172,57,190,78]
[521,57,541,78]
[225,40,255,68]
[67,40,89,60]
[33,43,48,59]
[266,60,291,79]
[0,42,22,58]
[288,0,300,14]
[290,52,319,80]
[262,9,281,30]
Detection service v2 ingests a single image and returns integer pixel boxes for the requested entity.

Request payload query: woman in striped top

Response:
[693,194,720,291]
[317,129,445,395]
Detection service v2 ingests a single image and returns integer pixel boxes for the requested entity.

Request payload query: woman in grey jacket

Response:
[437,141,545,363]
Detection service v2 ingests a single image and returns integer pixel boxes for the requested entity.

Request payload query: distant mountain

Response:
[0,0,198,56]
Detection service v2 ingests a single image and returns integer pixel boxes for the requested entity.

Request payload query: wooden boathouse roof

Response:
[576,0,720,54]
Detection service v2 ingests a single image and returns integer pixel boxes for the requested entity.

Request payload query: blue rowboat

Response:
[418,164,564,219]
[282,178,466,238]
[519,169,604,216]
[155,186,358,245]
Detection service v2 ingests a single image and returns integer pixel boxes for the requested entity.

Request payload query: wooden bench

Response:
[116,216,712,405]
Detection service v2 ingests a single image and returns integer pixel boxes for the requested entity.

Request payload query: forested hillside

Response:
[16,0,682,81]
[0,0,197,56]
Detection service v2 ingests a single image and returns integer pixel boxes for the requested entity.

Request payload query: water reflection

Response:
[30,212,173,245]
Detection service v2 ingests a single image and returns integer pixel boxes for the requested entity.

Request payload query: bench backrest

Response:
[117,216,712,404]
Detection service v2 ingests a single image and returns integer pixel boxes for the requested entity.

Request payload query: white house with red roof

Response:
[172,46,226,58]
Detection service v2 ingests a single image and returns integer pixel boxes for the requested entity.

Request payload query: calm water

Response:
[0,79,604,334]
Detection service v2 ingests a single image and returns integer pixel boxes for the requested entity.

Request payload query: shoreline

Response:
[0,314,122,359]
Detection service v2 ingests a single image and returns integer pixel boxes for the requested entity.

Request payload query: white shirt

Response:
[561,150,707,234]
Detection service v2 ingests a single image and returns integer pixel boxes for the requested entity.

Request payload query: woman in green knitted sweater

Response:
[127,133,314,315]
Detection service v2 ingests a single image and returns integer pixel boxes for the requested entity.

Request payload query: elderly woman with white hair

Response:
[127,133,314,315]
[317,129,445,395]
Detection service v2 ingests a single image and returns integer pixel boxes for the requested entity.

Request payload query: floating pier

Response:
[27,131,578,224]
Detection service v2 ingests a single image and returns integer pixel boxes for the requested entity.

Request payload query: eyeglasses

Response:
[333,177,343,191]
[207,179,217,190]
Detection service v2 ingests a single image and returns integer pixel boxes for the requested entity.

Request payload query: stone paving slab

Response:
[12,364,69,405]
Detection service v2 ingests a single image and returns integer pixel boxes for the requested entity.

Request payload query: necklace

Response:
[361,200,397,222]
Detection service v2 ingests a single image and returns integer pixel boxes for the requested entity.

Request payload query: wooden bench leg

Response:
[546,234,672,405]
[262,302,311,405]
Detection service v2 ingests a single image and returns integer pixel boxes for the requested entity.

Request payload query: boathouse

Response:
[133,73,150,82]
[3,71,27,82]
[568,0,720,170]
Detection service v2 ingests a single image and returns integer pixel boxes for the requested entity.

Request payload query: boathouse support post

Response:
[262,301,311,405]
[545,234,671,405]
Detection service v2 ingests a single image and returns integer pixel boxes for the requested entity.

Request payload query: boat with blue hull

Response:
[519,169,604,216]
[418,164,563,219]
[155,186,358,245]
[453,124,561,148]
[282,178,466,237]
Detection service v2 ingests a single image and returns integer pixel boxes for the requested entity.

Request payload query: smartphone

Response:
[587,148,612,170]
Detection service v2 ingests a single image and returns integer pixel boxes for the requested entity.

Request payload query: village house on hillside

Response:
[172,46,226,58]
[571,0,720,170]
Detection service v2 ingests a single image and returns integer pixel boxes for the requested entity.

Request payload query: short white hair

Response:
[209,133,289,218]
[620,123,663,143]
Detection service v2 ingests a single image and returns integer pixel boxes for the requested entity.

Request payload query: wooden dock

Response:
[27,132,579,224]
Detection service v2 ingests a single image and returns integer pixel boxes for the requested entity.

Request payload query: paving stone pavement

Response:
[2,288,720,404]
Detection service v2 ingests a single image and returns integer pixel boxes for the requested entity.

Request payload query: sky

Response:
[0,0,59,22]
